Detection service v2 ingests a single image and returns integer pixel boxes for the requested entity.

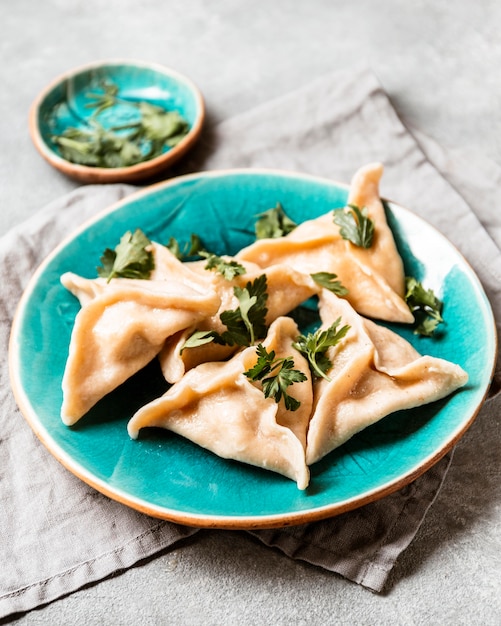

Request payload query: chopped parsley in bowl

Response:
[29,59,205,183]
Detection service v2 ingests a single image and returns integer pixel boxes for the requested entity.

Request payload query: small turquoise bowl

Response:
[29,60,205,184]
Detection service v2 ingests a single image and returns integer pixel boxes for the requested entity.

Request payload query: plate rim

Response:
[8,167,498,529]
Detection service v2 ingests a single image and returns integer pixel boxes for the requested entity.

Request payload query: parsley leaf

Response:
[333,204,375,248]
[97,228,154,282]
[181,275,269,352]
[244,344,307,411]
[199,251,247,280]
[180,330,225,353]
[84,82,120,115]
[166,234,204,260]
[51,82,190,168]
[255,203,297,239]
[220,275,269,346]
[165,237,246,282]
[405,277,444,336]
[311,272,348,296]
[138,102,189,148]
[293,317,351,380]
[52,121,144,168]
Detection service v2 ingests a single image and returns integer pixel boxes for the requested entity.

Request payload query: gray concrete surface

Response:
[2,0,501,239]
[2,1,501,624]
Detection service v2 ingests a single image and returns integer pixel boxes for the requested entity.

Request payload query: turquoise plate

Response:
[9,169,497,529]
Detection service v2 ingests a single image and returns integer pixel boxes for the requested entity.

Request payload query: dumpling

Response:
[343,162,406,298]
[60,242,211,306]
[148,243,216,292]
[158,262,320,383]
[61,271,112,306]
[60,277,221,426]
[128,317,313,489]
[158,257,266,381]
[237,163,414,324]
[305,290,469,464]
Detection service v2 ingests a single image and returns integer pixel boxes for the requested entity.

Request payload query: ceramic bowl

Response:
[29,60,205,184]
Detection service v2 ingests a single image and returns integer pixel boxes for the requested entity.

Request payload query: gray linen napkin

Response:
[1,67,499,618]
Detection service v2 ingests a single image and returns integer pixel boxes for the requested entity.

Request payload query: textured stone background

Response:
[1,0,500,236]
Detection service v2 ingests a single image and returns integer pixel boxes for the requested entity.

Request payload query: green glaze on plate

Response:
[9,170,497,528]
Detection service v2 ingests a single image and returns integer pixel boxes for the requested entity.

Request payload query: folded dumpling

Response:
[128,317,313,489]
[305,290,469,464]
[237,163,413,324]
[158,263,319,383]
[61,242,211,306]
[148,243,217,292]
[60,277,221,426]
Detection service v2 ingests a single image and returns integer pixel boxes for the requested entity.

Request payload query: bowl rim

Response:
[28,58,205,183]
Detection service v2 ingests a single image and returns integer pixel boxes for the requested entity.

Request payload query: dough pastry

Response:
[59,166,470,491]
[305,290,469,464]
[237,163,413,323]
[128,317,312,489]
[60,276,220,425]
[60,242,212,305]
[159,262,319,383]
